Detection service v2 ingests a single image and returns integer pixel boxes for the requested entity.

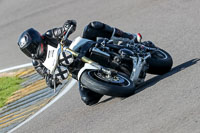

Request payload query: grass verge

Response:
[0,77,24,108]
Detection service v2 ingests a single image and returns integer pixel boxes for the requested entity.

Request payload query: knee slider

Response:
[32,59,40,67]
[90,21,113,33]
[90,21,105,29]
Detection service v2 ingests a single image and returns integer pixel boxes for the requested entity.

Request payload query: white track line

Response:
[0,63,32,73]
[9,79,76,133]
[0,63,76,133]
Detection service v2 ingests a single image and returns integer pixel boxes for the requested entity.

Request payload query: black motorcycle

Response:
[42,25,173,97]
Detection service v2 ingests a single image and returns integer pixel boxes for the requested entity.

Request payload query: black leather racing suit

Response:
[32,26,72,88]
[33,21,135,105]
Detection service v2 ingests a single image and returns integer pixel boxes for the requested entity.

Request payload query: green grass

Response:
[0,77,24,108]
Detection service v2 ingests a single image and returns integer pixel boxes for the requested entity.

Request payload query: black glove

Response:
[45,74,61,89]
[63,20,77,35]
[32,59,48,77]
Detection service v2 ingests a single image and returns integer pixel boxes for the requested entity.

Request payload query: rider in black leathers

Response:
[18,20,138,105]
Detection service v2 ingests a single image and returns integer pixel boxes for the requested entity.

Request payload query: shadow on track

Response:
[97,96,115,105]
[98,58,200,104]
[135,58,200,94]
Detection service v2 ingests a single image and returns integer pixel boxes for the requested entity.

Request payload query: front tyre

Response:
[147,48,173,75]
[80,70,135,97]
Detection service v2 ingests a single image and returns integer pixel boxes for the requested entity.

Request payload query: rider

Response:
[17,20,140,105]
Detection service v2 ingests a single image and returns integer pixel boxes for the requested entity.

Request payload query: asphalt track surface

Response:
[1,0,200,132]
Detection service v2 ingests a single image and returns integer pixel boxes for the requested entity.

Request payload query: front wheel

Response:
[80,70,135,97]
[147,48,173,75]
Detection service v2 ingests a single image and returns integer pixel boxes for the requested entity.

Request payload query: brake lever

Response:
[62,25,73,42]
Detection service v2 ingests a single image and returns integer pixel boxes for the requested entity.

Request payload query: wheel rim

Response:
[88,71,131,87]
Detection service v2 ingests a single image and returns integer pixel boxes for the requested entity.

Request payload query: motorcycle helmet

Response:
[17,28,43,58]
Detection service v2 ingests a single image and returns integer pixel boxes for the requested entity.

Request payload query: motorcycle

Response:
[42,25,173,96]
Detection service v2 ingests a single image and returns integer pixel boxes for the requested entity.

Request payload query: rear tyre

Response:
[80,70,135,97]
[147,48,173,75]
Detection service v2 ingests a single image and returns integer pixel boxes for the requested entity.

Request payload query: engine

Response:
[89,43,134,76]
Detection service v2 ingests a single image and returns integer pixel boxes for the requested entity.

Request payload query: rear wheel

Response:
[80,70,135,97]
[147,48,173,75]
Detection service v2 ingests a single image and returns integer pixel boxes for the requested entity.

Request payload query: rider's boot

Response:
[79,84,103,106]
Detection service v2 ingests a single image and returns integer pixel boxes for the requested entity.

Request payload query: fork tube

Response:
[66,48,101,69]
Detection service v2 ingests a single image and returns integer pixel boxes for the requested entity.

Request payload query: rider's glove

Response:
[32,59,48,77]
[45,74,61,89]
[63,20,77,35]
